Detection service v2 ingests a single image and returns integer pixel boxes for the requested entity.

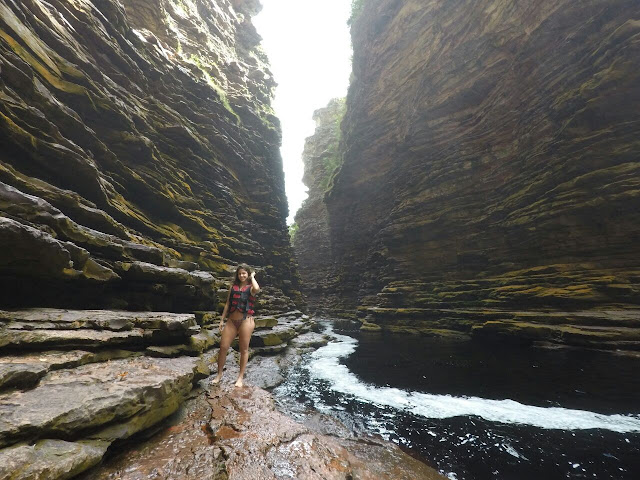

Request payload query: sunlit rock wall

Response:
[0,0,301,310]
[323,0,640,332]
[293,98,344,313]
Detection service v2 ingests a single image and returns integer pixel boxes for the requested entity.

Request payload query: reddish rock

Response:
[82,381,443,480]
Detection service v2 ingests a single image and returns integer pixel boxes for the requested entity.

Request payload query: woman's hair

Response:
[232,263,252,286]
[224,264,252,306]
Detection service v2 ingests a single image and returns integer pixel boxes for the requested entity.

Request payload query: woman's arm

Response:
[250,271,260,295]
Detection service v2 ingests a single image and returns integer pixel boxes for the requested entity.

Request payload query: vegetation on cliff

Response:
[293,98,346,313]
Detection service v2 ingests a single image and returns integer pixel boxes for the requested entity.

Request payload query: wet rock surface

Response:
[0,355,208,449]
[81,347,443,480]
[0,308,315,478]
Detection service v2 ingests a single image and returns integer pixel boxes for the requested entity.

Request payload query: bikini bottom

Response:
[231,317,244,329]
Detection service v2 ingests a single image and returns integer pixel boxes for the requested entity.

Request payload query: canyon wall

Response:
[298,0,640,347]
[0,0,301,311]
[0,2,316,475]
[293,98,344,313]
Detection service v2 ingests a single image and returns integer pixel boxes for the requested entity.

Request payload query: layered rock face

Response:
[0,0,300,310]
[298,0,640,345]
[0,306,314,478]
[293,98,344,312]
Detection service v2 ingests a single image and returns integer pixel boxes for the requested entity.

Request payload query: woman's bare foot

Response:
[211,373,223,385]
[234,378,244,388]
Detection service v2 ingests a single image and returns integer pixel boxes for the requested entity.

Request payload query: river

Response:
[272,320,640,480]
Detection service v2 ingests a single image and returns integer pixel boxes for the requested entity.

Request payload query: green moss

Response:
[360,321,382,332]
[348,0,367,26]
[187,54,241,124]
[320,99,347,191]
[288,222,299,242]
[262,334,284,346]
[0,28,86,95]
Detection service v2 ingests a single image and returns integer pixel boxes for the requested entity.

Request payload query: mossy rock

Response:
[360,321,382,332]
[252,333,284,347]
[254,316,278,329]
[194,311,219,326]
[146,345,190,358]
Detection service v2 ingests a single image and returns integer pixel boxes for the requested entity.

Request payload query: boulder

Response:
[0,439,109,480]
[0,350,139,391]
[0,309,197,331]
[0,356,208,448]
[290,332,330,349]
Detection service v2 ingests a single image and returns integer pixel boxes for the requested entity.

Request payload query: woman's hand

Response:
[250,271,260,294]
[219,317,225,332]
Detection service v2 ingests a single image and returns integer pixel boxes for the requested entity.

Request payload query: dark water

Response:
[273,321,640,480]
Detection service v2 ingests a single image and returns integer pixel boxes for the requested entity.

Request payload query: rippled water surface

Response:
[273,321,640,480]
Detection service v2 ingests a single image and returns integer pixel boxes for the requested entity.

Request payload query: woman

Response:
[212,264,260,387]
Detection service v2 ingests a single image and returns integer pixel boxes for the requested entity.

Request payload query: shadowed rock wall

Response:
[310,0,640,339]
[293,98,345,312]
[0,0,301,310]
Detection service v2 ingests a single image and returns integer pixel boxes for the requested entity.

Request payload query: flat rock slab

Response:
[249,344,288,356]
[0,309,197,331]
[290,332,329,349]
[0,350,139,391]
[472,320,640,349]
[0,309,202,351]
[254,316,278,329]
[251,317,309,347]
[0,439,108,480]
[0,356,208,448]
[0,328,146,352]
[118,262,214,287]
[244,356,285,389]
[189,329,220,353]
[80,383,443,480]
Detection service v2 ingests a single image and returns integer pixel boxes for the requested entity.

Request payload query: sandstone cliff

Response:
[0,0,314,475]
[297,0,640,348]
[293,98,344,313]
[0,0,301,311]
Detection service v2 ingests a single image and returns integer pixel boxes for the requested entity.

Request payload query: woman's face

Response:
[237,269,249,283]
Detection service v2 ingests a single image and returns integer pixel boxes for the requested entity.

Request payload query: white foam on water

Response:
[308,328,640,433]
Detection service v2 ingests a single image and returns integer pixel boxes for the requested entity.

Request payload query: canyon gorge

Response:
[1,0,640,478]
[294,0,640,352]
[0,0,438,477]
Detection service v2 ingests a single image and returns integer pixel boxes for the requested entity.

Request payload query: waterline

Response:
[309,327,640,434]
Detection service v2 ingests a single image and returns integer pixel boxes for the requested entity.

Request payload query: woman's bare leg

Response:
[235,317,255,387]
[212,321,238,384]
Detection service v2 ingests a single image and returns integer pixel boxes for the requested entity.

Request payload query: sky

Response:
[253,0,352,225]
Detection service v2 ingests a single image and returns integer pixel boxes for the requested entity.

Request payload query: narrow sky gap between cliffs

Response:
[309,326,640,434]
[254,0,352,224]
